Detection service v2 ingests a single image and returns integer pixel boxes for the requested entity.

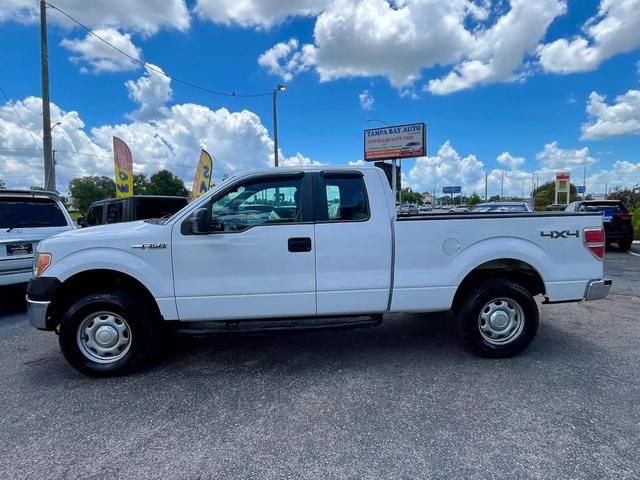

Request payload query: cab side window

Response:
[319,174,369,222]
[209,176,303,232]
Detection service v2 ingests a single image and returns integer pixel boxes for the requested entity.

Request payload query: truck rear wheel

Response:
[58,291,157,376]
[456,279,539,358]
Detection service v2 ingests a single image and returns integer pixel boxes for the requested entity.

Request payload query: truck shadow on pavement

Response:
[0,284,27,316]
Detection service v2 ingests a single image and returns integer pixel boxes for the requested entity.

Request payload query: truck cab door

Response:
[313,171,392,315]
[171,172,316,321]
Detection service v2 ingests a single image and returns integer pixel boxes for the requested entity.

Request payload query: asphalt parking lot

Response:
[1,246,639,480]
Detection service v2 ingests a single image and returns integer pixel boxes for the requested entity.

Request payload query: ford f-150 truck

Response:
[26,167,611,376]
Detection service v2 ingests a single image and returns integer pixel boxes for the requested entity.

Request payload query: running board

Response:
[174,315,383,335]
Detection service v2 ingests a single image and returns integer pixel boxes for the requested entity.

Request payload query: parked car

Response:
[545,204,567,211]
[566,200,634,250]
[398,203,419,215]
[0,190,74,286]
[449,206,470,213]
[418,205,432,214]
[78,195,189,227]
[400,141,423,156]
[470,202,534,213]
[27,166,610,376]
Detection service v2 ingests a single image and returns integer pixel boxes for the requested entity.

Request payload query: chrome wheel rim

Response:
[77,311,132,363]
[478,298,525,346]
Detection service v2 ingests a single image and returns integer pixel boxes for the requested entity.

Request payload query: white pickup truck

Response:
[26,167,611,376]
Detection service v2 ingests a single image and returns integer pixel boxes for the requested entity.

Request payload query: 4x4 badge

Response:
[540,230,579,239]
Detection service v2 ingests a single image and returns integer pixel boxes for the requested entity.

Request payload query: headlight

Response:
[34,252,52,277]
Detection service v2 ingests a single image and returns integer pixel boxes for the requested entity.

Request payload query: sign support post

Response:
[391,159,397,206]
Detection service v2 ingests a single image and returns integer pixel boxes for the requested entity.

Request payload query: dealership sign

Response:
[364,123,426,161]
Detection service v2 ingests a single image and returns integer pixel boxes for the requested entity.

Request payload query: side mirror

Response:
[77,217,86,227]
[183,208,210,234]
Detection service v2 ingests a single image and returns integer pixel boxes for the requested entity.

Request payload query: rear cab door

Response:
[312,169,393,315]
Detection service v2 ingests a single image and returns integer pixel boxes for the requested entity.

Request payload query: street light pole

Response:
[40,0,54,191]
[272,84,287,167]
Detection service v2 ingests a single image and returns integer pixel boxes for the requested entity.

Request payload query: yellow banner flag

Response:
[191,149,213,199]
[113,136,133,197]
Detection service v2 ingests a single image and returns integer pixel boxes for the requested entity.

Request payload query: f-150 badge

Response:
[540,231,579,239]
[131,243,167,249]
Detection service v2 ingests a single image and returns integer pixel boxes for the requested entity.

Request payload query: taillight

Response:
[583,227,605,260]
[615,212,630,221]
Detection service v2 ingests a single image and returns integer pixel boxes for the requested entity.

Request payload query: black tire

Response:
[618,239,633,251]
[58,291,158,377]
[455,279,539,358]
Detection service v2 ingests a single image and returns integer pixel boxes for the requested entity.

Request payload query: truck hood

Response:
[37,220,170,253]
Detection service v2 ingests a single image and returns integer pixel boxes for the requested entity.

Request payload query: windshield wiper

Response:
[6,221,50,232]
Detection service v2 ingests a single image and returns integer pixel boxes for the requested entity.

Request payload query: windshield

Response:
[0,197,67,229]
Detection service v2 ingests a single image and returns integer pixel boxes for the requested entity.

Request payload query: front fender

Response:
[45,247,174,300]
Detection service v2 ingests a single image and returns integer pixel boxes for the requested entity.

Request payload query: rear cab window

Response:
[0,197,68,229]
[136,197,188,220]
[316,173,370,222]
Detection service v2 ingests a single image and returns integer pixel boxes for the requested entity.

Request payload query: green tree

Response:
[133,173,150,195]
[147,169,188,196]
[400,187,422,204]
[533,181,578,208]
[607,188,640,210]
[468,192,482,206]
[69,176,116,214]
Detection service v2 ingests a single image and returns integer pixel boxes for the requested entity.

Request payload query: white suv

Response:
[0,190,74,286]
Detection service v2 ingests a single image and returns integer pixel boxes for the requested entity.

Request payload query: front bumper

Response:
[26,277,62,331]
[27,297,51,330]
[584,278,612,301]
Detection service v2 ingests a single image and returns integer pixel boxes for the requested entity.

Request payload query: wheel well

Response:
[49,269,162,328]
[453,259,546,307]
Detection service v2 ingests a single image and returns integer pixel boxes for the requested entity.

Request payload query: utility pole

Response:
[500,170,504,200]
[272,84,287,167]
[484,170,488,201]
[40,0,54,191]
[583,164,586,196]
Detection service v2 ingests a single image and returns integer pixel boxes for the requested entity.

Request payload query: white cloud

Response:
[257,38,312,81]
[279,152,322,166]
[427,0,566,94]
[0,68,317,193]
[536,141,596,168]
[125,64,172,120]
[581,90,640,140]
[407,140,487,195]
[256,0,566,94]
[194,0,328,28]
[0,0,190,35]
[497,151,525,170]
[358,90,375,110]
[60,28,142,74]
[538,0,640,74]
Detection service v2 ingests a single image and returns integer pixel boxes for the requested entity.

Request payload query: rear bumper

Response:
[584,278,612,301]
[27,297,51,330]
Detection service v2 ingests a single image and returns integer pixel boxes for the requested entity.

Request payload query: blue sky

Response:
[1,0,639,197]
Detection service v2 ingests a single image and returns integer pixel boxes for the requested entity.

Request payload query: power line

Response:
[0,87,44,154]
[45,1,273,99]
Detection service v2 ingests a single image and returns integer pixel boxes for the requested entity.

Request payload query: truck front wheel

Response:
[456,279,539,358]
[58,291,157,376]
